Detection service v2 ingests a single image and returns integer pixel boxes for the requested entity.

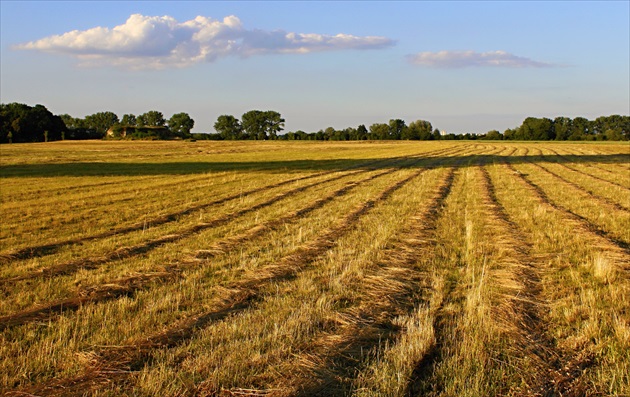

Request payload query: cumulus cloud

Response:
[15,14,395,69]
[407,50,554,68]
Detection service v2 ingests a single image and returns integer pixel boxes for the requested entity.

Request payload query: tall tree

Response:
[137,111,165,127]
[85,111,119,136]
[388,119,406,140]
[518,117,554,140]
[214,115,243,140]
[264,110,285,140]
[356,124,368,140]
[405,120,433,140]
[369,123,389,140]
[553,117,573,141]
[168,112,194,138]
[241,110,284,140]
[121,114,137,126]
[1,103,66,143]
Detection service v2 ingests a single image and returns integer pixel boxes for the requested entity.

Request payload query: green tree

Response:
[503,128,517,140]
[85,111,120,136]
[168,112,195,138]
[569,117,592,140]
[356,124,368,140]
[264,110,284,140]
[485,130,502,140]
[369,123,389,140]
[214,115,243,140]
[593,115,629,140]
[121,114,137,126]
[553,117,573,141]
[518,117,554,140]
[0,103,66,143]
[241,110,284,140]
[138,111,166,127]
[388,119,406,140]
[405,120,433,140]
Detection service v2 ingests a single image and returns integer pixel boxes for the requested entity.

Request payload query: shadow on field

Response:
[0,154,628,177]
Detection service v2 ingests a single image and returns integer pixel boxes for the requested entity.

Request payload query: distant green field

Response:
[1,140,629,396]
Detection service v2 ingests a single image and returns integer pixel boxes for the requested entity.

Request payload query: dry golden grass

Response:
[0,140,628,396]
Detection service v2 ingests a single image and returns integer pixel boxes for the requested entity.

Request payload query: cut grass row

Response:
[1,141,628,396]
[1,144,498,392]
[0,145,486,327]
[3,162,440,392]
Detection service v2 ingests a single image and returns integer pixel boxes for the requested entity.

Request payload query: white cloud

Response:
[15,14,394,69]
[407,50,554,68]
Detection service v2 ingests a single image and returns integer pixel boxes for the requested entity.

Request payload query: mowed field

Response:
[0,140,629,397]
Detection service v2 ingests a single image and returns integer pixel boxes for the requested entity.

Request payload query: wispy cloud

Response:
[407,50,555,68]
[15,14,395,69]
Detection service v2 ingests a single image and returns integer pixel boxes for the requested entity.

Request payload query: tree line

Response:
[492,115,629,141]
[0,103,195,143]
[1,102,628,143]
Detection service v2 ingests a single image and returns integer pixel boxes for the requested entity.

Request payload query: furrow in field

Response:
[405,156,593,397]
[276,168,457,396]
[560,146,630,170]
[505,162,630,259]
[1,149,451,264]
[491,161,630,396]
[0,168,397,331]
[17,167,428,397]
[0,175,166,203]
[402,169,472,397]
[0,169,369,284]
[281,148,512,395]
[2,173,223,210]
[543,148,630,190]
[0,171,333,263]
[478,166,586,396]
[528,161,630,212]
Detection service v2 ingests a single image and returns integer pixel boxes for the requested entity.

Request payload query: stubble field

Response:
[0,140,628,396]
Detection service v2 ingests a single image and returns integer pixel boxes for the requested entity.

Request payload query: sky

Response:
[1,1,628,134]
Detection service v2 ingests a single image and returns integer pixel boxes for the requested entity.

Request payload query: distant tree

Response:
[0,103,66,143]
[241,110,284,140]
[518,117,554,140]
[60,114,78,129]
[593,115,629,140]
[121,114,137,126]
[214,115,243,140]
[356,124,368,140]
[503,128,517,140]
[324,126,336,140]
[388,119,406,140]
[264,111,285,140]
[553,117,572,141]
[569,117,592,140]
[85,111,119,136]
[168,112,194,138]
[369,123,389,140]
[405,120,433,140]
[485,130,503,140]
[137,111,165,127]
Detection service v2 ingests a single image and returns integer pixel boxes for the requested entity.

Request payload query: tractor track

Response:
[278,167,457,397]
[478,166,596,397]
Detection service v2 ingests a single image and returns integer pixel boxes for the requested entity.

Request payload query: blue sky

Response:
[1,1,628,134]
